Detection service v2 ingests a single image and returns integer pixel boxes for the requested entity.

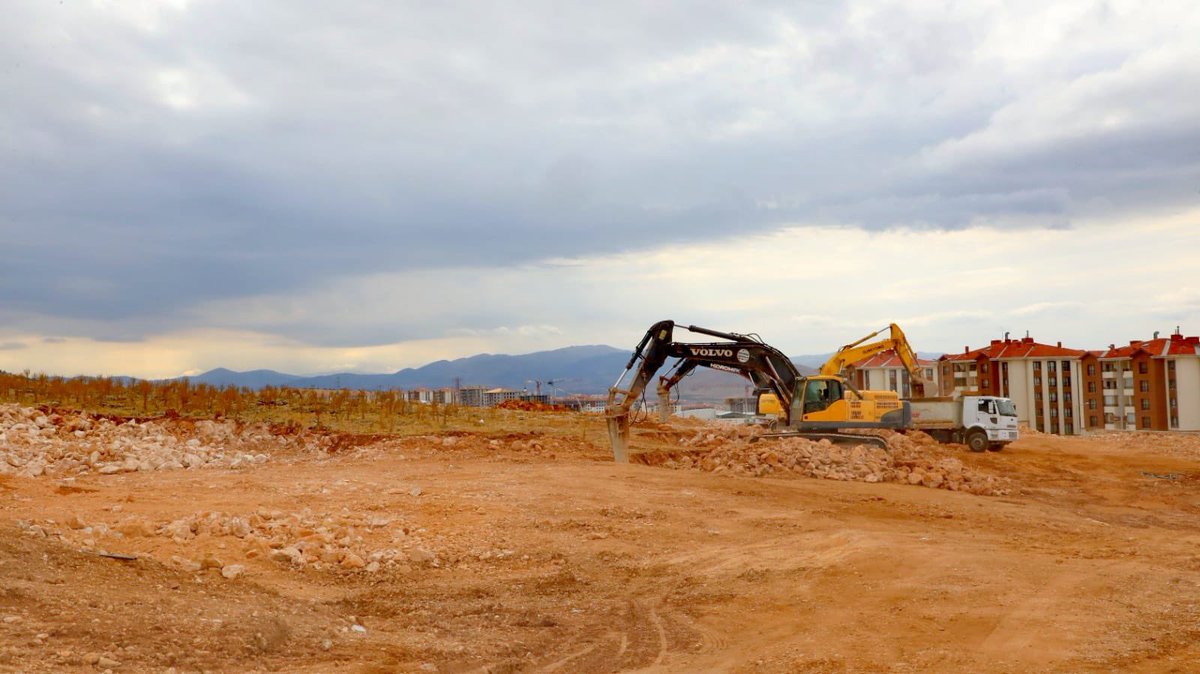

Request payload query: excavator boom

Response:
[821,324,928,398]
[605,320,801,461]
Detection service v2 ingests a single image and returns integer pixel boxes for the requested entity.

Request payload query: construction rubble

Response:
[657,427,1012,495]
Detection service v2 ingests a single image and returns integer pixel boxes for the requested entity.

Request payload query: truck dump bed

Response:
[908,398,961,430]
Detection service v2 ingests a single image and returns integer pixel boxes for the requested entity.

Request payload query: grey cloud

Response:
[0,342,28,351]
[1,1,1197,346]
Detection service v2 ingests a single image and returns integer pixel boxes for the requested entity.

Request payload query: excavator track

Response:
[752,431,890,448]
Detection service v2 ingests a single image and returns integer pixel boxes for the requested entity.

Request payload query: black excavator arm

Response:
[605,320,802,461]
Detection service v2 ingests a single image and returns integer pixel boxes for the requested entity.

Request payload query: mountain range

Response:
[174,345,943,402]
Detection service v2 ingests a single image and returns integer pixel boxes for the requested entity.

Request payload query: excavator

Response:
[605,321,919,462]
[757,322,929,416]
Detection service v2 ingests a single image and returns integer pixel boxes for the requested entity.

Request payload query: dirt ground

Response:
[2,405,1199,673]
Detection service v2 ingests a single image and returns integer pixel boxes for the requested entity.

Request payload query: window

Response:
[1089,415,1098,427]
[1050,392,1058,403]
[1065,407,1072,417]
[1104,362,1114,372]
[1171,415,1179,428]
[1142,416,1150,428]
[1033,362,1041,372]
[1051,421,1059,434]
[1103,395,1117,406]
[1065,422,1073,434]
[1141,399,1151,410]
[982,379,990,389]
[982,362,989,373]
[1062,360,1071,372]
[1088,364,1096,376]
[1139,380,1149,392]
[1035,391,1043,401]
[1063,376,1071,387]
[1104,380,1116,390]
[1049,361,1057,372]
[1170,398,1177,408]
[1105,413,1116,424]
[1088,382,1096,393]
[1168,361,1176,372]
[1049,378,1057,387]
[925,368,933,380]
[1065,393,1072,403]
[1087,399,1096,410]
[1050,407,1058,418]
[1138,362,1148,374]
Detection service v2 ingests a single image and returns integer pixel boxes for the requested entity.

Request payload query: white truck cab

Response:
[909,394,1019,452]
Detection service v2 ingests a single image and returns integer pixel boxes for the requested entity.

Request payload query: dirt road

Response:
[1,405,1199,672]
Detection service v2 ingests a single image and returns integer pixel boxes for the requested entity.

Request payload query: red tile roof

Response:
[940,337,1086,362]
[1098,333,1200,359]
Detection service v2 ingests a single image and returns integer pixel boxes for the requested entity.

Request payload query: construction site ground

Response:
[2,405,1200,673]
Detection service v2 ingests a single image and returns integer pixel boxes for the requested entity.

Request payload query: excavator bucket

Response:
[606,412,630,463]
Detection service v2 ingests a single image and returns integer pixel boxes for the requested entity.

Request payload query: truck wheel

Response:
[965,430,988,453]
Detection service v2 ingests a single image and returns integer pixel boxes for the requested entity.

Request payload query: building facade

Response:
[848,351,939,398]
[936,331,1200,435]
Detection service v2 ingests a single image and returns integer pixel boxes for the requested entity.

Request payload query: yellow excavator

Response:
[604,321,923,461]
[757,323,929,417]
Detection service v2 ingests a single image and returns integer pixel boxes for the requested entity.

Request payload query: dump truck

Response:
[909,395,1019,452]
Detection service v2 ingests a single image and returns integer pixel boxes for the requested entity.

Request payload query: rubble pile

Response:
[495,399,570,412]
[0,404,318,478]
[663,430,1010,495]
[1091,430,1200,460]
[20,507,446,575]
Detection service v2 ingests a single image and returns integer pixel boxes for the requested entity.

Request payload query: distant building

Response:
[939,336,1088,435]
[847,350,939,398]
[932,330,1200,436]
[1089,331,1200,431]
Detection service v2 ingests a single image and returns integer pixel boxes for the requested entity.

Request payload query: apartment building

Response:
[940,336,1088,435]
[1084,331,1200,431]
[847,351,939,398]
[936,330,1200,435]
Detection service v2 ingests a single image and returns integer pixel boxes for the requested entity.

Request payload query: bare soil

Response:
[2,406,1200,673]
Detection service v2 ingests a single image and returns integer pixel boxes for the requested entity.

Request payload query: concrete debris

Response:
[659,428,1012,495]
[0,403,332,479]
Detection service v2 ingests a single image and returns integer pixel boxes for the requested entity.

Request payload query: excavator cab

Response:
[802,378,844,414]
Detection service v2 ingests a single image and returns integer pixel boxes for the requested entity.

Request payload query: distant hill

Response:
[181,345,630,395]
[174,346,936,400]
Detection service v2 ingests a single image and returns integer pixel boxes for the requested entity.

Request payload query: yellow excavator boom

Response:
[822,324,928,398]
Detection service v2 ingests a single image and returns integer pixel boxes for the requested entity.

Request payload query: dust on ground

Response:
[2,403,1199,673]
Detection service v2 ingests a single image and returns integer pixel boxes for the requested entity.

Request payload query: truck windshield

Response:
[996,399,1017,417]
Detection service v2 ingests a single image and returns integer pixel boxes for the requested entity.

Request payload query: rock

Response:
[366,561,381,573]
[409,486,423,497]
[407,548,437,565]
[68,515,88,530]
[200,555,223,570]
[351,624,367,633]
[163,519,194,540]
[320,638,332,651]
[221,564,245,579]
[907,471,924,485]
[339,553,365,569]
[170,556,202,572]
[97,655,121,668]
[271,547,303,565]
[98,465,122,475]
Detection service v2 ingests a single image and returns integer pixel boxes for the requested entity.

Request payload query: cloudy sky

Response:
[2,0,1198,378]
